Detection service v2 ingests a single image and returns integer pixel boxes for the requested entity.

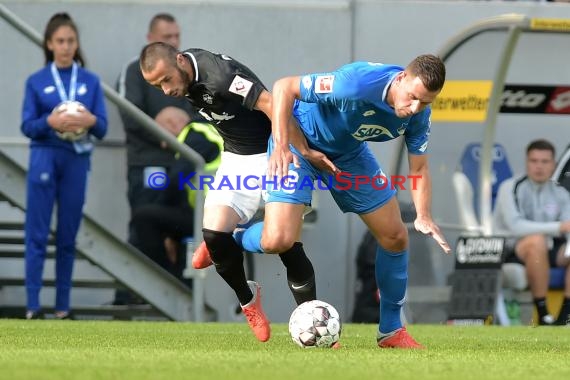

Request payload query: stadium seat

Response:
[456,143,529,286]
[458,142,513,217]
[453,170,528,291]
[453,143,524,325]
[452,171,482,236]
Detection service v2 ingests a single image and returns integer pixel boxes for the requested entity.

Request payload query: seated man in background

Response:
[494,139,570,325]
[131,107,222,283]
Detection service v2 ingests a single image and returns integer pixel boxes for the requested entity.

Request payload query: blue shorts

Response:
[266,139,396,214]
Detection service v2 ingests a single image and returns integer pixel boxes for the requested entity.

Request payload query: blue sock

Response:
[236,222,264,253]
[375,245,408,334]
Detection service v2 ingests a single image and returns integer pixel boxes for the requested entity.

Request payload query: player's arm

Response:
[270,76,339,178]
[408,153,450,254]
[268,76,300,180]
[256,88,311,153]
[254,89,272,117]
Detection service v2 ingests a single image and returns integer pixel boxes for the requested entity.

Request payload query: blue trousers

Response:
[25,146,89,312]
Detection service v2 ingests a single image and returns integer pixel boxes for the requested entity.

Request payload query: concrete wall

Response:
[2,0,570,322]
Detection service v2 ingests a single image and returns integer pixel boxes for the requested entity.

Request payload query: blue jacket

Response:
[21,62,107,152]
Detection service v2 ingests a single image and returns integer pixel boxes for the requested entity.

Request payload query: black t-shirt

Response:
[182,48,271,155]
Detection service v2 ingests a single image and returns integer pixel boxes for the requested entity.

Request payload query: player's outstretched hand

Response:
[304,149,339,176]
[268,145,298,183]
[414,216,451,254]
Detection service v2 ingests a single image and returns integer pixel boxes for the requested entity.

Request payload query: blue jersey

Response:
[295,61,431,159]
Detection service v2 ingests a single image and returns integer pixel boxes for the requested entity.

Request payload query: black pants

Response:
[127,166,171,210]
[113,202,194,305]
[126,166,172,246]
[131,203,195,279]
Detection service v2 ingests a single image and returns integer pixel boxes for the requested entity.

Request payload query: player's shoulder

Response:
[184,48,237,71]
[338,61,402,76]
[197,49,247,70]
[183,47,204,55]
[183,47,218,61]
[335,62,402,92]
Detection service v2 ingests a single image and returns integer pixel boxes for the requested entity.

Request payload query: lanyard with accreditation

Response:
[51,62,93,154]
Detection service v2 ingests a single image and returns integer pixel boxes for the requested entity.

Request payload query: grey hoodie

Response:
[493,175,570,239]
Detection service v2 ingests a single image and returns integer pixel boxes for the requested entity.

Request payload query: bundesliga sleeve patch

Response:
[302,76,312,90]
[315,75,334,94]
[229,75,253,98]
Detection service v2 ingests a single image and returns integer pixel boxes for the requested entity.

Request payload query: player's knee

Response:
[202,228,240,265]
[261,232,295,254]
[378,224,408,252]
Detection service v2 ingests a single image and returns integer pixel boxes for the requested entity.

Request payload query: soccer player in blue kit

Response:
[240,54,451,348]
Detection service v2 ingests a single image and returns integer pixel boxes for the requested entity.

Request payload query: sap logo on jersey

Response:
[352,124,394,141]
[315,75,334,94]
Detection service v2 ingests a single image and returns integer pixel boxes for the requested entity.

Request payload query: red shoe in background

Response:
[191,241,213,269]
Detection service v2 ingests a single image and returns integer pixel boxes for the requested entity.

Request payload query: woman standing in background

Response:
[20,13,107,319]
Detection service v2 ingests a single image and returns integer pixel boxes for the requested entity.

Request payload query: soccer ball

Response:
[288,300,341,348]
[53,101,87,141]
[54,100,85,115]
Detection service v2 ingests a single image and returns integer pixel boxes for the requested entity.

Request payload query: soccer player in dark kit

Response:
[140,42,334,342]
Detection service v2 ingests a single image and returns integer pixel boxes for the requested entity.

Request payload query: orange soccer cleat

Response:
[241,281,271,342]
[377,327,425,349]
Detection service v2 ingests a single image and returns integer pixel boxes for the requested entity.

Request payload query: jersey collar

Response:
[183,52,199,82]
[382,71,400,104]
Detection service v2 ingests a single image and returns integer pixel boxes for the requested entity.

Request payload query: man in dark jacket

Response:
[115,13,198,304]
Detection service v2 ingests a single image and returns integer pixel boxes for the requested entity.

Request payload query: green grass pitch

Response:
[1,320,569,380]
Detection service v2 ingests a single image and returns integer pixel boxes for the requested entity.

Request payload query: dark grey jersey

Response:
[182,48,271,155]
